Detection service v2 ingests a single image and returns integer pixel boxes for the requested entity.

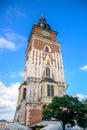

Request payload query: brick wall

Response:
[29,109,42,125]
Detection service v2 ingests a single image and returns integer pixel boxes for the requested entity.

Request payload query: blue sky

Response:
[0,0,87,120]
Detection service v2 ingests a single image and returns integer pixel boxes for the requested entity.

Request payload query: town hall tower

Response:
[14,15,67,126]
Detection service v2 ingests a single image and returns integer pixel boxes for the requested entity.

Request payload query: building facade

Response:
[14,15,67,126]
[0,120,13,128]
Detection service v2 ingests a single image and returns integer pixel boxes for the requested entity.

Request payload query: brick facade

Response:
[29,109,42,125]
[14,16,67,126]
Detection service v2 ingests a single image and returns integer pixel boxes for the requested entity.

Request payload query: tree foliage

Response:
[42,95,87,130]
[77,102,87,129]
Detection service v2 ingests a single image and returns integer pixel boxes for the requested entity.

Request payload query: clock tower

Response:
[14,15,68,126]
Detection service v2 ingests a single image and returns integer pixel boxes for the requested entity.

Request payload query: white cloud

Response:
[0,81,20,120]
[0,71,24,80]
[15,10,26,17]
[10,71,24,78]
[6,6,26,18]
[0,37,16,50]
[76,93,87,100]
[18,72,24,77]
[0,29,27,51]
[80,65,87,71]
[5,32,26,43]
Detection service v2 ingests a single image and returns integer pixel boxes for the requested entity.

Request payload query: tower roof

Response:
[37,14,51,30]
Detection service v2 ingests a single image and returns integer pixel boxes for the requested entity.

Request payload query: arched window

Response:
[46,67,50,77]
[44,45,51,52]
[45,46,49,52]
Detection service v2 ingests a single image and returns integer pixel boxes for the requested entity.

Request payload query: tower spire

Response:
[37,14,51,30]
[41,13,44,18]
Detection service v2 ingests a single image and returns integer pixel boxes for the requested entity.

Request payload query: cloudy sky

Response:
[0,0,87,120]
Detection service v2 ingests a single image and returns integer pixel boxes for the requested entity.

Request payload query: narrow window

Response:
[27,77,30,84]
[51,85,54,97]
[46,67,50,77]
[47,85,54,97]
[47,85,50,96]
[23,88,26,100]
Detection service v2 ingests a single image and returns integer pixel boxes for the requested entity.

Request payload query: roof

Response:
[30,121,84,130]
[30,121,60,127]
[19,81,27,89]
[36,14,51,30]
[41,77,57,83]
[2,122,31,130]
[41,124,61,130]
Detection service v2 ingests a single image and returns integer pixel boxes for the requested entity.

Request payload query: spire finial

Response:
[37,14,51,30]
[41,13,44,18]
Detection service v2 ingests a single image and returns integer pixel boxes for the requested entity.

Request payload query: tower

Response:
[14,15,67,126]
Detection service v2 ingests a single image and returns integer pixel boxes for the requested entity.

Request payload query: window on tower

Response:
[44,45,51,52]
[45,46,49,52]
[23,88,26,100]
[46,67,50,77]
[47,85,54,97]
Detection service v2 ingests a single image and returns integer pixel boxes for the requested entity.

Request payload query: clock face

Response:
[42,31,50,37]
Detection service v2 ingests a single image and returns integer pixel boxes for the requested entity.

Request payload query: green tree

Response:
[77,103,87,129]
[77,116,87,130]
[42,95,87,130]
